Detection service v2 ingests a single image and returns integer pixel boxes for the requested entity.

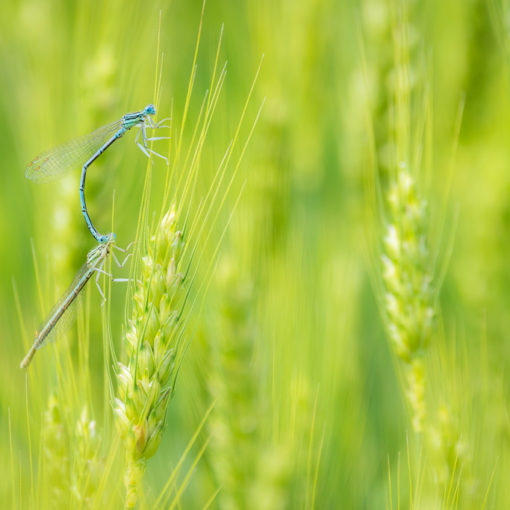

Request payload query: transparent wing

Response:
[21,244,112,368]
[36,264,95,349]
[34,242,109,351]
[39,290,80,347]
[25,119,123,182]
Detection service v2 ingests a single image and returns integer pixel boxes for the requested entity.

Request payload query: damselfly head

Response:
[145,104,156,116]
[99,232,115,244]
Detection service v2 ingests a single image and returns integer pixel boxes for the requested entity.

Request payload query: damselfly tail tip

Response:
[20,352,32,369]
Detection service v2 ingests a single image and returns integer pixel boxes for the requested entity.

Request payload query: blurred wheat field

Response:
[1,0,510,508]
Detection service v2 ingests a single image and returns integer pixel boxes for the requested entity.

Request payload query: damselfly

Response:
[26,104,169,243]
[20,238,129,368]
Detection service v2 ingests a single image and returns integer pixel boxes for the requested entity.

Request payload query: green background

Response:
[0,0,509,508]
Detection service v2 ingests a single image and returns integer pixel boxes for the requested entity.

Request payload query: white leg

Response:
[147,116,170,129]
[119,253,132,267]
[96,267,114,279]
[146,147,168,164]
[95,270,106,303]
[155,117,171,127]
[154,118,171,129]
[111,250,132,268]
[114,241,135,253]
[146,136,170,141]
[142,124,149,147]
[111,250,121,267]
[136,123,169,161]
[96,266,132,282]
[135,123,168,157]
[136,142,151,159]
[136,140,168,163]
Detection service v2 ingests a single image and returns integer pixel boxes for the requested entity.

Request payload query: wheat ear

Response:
[114,206,185,508]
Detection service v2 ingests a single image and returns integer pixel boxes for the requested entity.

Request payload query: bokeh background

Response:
[1,0,510,508]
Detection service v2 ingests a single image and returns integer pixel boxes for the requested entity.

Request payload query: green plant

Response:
[115,207,185,508]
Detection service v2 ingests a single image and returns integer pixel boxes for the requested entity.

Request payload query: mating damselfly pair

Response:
[21,104,168,368]
[26,103,169,242]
